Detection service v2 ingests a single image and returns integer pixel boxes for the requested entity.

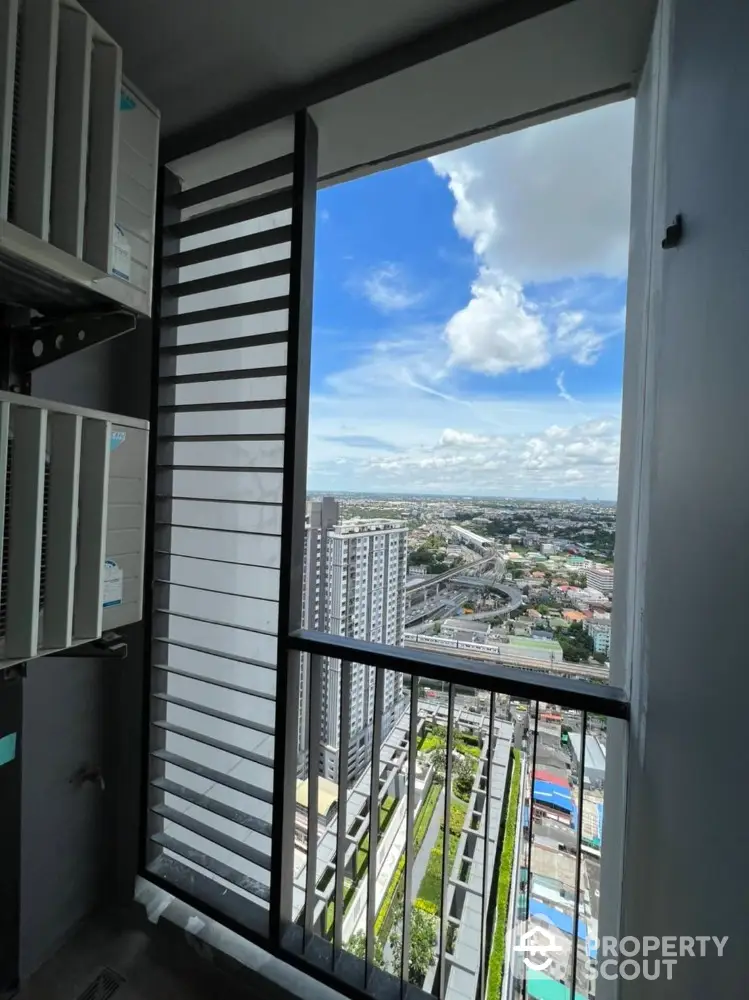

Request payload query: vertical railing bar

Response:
[523,700,540,1000]
[333,659,351,963]
[569,711,588,1000]
[400,677,419,994]
[139,164,181,876]
[304,653,322,946]
[479,692,496,1000]
[438,683,455,999]
[365,667,384,980]
[270,110,318,946]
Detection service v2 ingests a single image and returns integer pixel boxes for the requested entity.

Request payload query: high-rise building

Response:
[298,499,408,781]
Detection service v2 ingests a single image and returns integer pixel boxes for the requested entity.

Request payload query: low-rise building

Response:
[587,564,615,594]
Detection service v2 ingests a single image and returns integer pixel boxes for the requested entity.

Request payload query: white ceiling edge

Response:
[312,0,656,186]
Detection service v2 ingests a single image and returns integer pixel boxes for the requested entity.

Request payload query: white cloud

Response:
[555,311,605,365]
[431,101,634,283]
[359,262,422,312]
[556,371,577,404]
[439,428,492,447]
[444,269,549,374]
[429,101,633,377]
[308,336,622,497]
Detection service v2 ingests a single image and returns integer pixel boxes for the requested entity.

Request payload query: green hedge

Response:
[417,796,468,912]
[373,780,442,942]
[486,749,521,1000]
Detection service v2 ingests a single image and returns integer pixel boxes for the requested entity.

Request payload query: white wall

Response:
[615,0,747,993]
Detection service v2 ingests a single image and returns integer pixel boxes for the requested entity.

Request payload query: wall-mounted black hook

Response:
[662,214,683,249]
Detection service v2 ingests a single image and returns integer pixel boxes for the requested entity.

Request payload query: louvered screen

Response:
[145,114,316,939]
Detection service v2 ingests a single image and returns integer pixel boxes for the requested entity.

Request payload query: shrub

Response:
[486,749,521,999]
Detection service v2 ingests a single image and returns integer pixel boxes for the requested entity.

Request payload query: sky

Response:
[307,100,634,500]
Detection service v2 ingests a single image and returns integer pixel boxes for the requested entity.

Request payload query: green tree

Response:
[453,755,476,799]
[428,748,447,782]
[347,930,386,970]
[389,908,438,985]
[462,600,476,612]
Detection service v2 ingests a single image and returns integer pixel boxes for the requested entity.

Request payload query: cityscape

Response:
[295,492,615,1000]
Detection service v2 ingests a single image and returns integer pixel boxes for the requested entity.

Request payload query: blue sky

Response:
[306,101,634,500]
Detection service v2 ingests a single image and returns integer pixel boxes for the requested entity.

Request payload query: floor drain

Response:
[75,968,125,1000]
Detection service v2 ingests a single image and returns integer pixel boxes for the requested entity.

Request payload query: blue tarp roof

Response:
[533,780,574,813]
[529,899,588,941]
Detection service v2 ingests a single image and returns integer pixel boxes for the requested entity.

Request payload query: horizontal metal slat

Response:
[161,330,287,356]
[169,154,295,210]
[155,495,282,510]
[153,636,276,672]
[150,802,271,870]
[154,523,281,541]
[158,399,285,414]
[162,225,293,269]
[162,295,290,329]
[154,551,279,577]
[151,832,270,901]
[155,608,277,638]
[160,366,287,385]
[152,719,273,769]
[153,635,275,671]
[153,691,275,736]
[152,777,272,838]
[158,433,285,443]
[164,259,291,298]
[164,188,293,240]
[153,662,275,701]
[154,499,282,535]
[160,464,281,474]
[151,748,273,804]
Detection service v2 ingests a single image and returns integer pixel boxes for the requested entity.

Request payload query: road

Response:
[406,554,497,597]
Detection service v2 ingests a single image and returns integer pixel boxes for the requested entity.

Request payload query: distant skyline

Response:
[308,490,617,505]
[307,101,633,501]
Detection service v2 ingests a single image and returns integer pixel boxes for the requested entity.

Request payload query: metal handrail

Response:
[288,628,629,719]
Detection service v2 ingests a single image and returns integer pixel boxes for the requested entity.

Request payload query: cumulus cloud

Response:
[439,429,492,447]
[431,101,634,283]
[444,269,549,374]
[360,417,619,494]
[430,101,633,376]
[359,262,422,312]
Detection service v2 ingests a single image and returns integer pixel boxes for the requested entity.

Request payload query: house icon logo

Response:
[514,923,562,972]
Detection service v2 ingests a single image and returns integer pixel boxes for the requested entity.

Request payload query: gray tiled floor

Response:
[13,908,258,1000]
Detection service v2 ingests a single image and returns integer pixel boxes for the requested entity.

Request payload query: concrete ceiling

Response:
[81,0,513,136]
[82,0,656,182]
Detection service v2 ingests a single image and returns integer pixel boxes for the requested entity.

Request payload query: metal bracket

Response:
[662,214,684,249]
[47,631,128,659]
[14,309,137,373]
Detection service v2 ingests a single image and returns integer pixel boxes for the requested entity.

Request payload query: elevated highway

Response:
[406,554,497,597]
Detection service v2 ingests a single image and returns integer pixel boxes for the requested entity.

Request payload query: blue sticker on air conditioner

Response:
[110,430,126,451]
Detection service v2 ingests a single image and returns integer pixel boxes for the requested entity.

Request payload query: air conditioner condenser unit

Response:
[0,389,148,670]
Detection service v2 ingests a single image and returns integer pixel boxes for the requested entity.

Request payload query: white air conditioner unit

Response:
[0,0,159,316]
[0,389,149,669]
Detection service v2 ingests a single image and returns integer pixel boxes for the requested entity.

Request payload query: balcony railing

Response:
[279,631,626,1000]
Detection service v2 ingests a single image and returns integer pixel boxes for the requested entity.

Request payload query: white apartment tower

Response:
[298,499,408,781]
